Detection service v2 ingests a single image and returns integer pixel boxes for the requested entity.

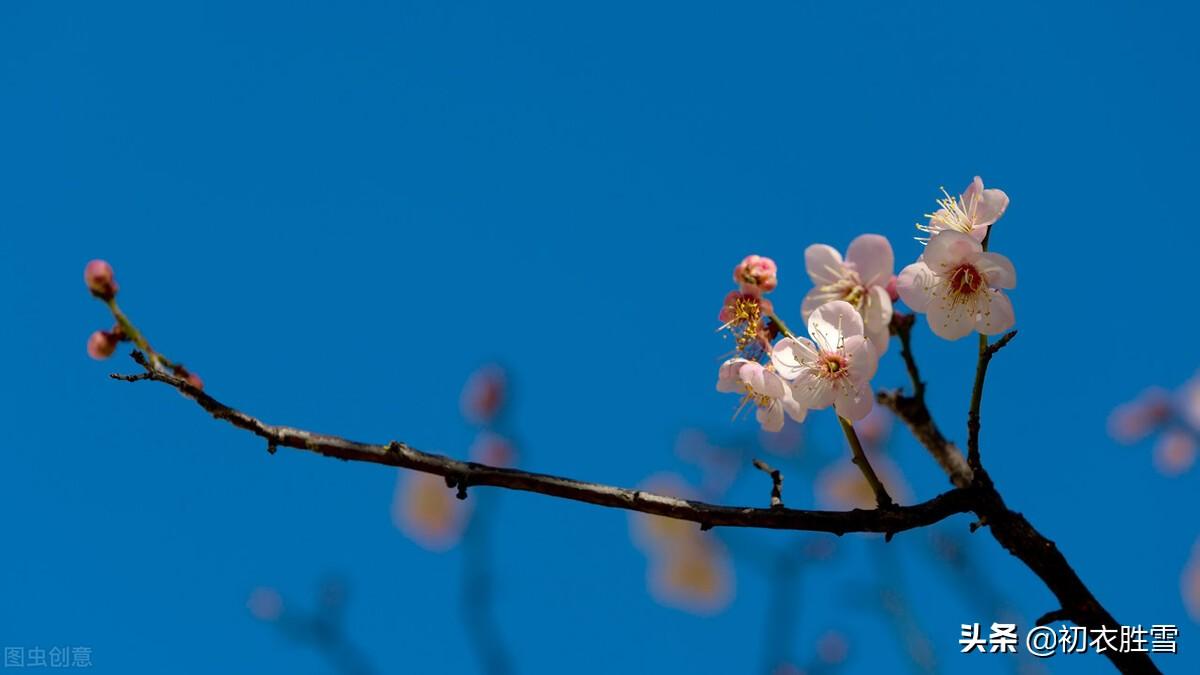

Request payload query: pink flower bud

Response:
[461,365,506,424]
[886,275,900,302]
[87,330,119,360]
[732,254,778,295]
[246,587,283,622]
[1154,429,1196,477]
[84,260,118,299]
[186,372,205,390]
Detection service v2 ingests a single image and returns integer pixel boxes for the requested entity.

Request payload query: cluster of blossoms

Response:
[1108,374,1200,477]
[718,255,780,355]
[83,260,204,389]
[717,177,1016,432]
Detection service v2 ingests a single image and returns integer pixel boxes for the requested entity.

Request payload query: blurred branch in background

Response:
[247,577,374,675]
[395,365,517,675]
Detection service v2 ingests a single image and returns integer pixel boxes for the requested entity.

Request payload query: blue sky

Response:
[2,1,1198,672]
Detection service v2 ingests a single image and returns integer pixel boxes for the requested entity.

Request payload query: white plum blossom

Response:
[771,300,879,421]
[916,176,1009,243]
[802,234,894,354]
[717,358,806,432]
[895,231,1016,340]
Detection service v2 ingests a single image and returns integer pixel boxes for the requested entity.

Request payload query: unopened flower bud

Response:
[461,365,506,424]
[247,587,283,622]
[186,372,204,390]
[87,330,119,360]
[733,255,778,295]
[84,260,118,299]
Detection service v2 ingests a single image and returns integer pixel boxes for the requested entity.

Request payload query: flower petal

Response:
[896,261,936,312]
[805,244,846,286]
[717,359,748,393]
[808,300,864,348]
[863,285,893,354]
[975,252,1017,289]
[975,186,1009,228]
[843,335,878,382]
[834,380,873,421]
[845,234,894,288]
[926,302,976,340]
[923,231,981,274]
[782,395,808,423]
[771,337,818,380]
[757,402,785,432]
[867,323,891,357]
[961,176,983,208]
[977,290,1015,335]
[801,287,844,321]
[757,368,788,400]
[790,373,836,410]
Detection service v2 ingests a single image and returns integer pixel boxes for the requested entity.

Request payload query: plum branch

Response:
[87,211,1161,674]
[876,316,1158,675]
[111,350,973,538]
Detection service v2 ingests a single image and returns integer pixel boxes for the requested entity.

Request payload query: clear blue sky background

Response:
[2,1,1197,673]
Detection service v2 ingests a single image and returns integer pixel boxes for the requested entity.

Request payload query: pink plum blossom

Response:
[717,358,805,432]
[1153,428,1197,477]
[646,540,734,616]
[733,254,778,295]
[628,473,735,615]
[84,259,118,299]
[916,176,1009,243]
[392,470,471,551]
[895,231,1016,340]
[1107,387,1173,444]
[771,300,878,421]
[802,234,895,354]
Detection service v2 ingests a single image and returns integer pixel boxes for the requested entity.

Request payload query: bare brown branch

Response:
[113,352,971,538]
[109,315,1160,674]
[873,336,1159,674]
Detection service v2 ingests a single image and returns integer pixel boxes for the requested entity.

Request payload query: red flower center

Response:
[947,263,984,296]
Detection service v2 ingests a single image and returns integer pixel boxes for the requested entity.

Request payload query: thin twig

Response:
[767,312,796,340]
[966,330,1017,474]
[838,416,894,509]
[752,458,785,509]
[890,312,925,399]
